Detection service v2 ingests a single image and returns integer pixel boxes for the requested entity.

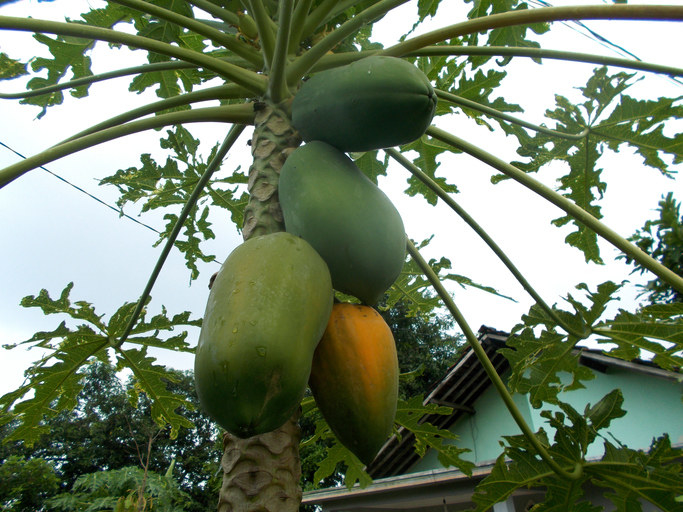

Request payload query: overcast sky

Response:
[1,0,681,397]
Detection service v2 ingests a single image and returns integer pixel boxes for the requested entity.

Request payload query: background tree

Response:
[0,1,682,511]
[619,192,683,305]
[0,363,221,511]
[379,298,462,398]
[0,455,60,511]
[47,465,192,512]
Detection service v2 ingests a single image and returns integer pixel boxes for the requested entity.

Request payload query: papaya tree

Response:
[1,1,682,511]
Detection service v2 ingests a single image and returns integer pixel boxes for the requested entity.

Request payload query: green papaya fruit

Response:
[194,232,333,438]
[279,141,406,305]
[292,55,436,152]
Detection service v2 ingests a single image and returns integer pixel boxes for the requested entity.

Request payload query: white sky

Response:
[0,0,681,398]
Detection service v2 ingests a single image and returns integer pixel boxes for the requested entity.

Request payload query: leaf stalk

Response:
[0,104,254,188]
[286,0,409,86]
[114,124,247,347]
[246,0,277,69]
[411,46,683,78]
[385,148,590,339]
[0,16,267,94]
[406,239,584,481]
[110,0,263,67]
[267,0,294,103]
[426,126,683,297]
[385,4,683,56]
[435,89,590,140]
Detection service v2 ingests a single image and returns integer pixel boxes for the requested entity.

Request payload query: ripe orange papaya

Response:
[292,55,437,152]
[309,303,399,465]
[279,141,406,306]
[194,232,333,438]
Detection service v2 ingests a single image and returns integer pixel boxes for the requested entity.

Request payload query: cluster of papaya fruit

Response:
[194,56,436,464]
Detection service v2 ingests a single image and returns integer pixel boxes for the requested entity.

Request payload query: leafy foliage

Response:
[473,390,682,512]
[465,0,549,68]
[0,455,60,511]
[502,67,681,263]
[47,465,192,512]
[0,51,27,79]
[1,0,682,510]
[100,125,249,280]
[619,192,683,304]
[502,281,621,407]
[1,363,222,512]
[0,283,200,446]
[394,395,475,475]
[595,301,683,371]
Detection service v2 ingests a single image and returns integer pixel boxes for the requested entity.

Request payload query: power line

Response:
[0,140,161,234]
[525,0,682,86]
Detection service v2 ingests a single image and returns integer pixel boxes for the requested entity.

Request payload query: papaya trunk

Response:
[218,409,302,512]
[242,102,301,241]
[217,102,303,512]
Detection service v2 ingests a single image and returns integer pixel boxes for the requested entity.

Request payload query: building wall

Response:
[408,364,682,473]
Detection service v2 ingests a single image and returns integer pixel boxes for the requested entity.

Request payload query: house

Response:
[302,327,683,511]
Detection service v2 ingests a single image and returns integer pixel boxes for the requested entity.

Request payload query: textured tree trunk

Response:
[242,102,301,241]
[217,102,303,512]
[218,409,302,512]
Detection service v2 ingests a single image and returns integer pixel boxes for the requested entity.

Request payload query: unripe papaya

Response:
[309,303,399,465]
[194,232,333,438]
[292,55,436,152]
[279,141,406,305]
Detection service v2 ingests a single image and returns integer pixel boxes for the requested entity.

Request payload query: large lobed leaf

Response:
[502,281,622,407]
[394,394,474,475]
[502,67,681,263]
[473,390,682,511]
[594,301,683,371]
[0,283,201,446]
[99,125,248,280]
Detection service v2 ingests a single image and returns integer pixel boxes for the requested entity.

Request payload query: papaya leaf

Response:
[0,337,109,446]
[473,451,553,512]
[399,136,459,206]
[19,282,106,330]
[540,390,626,461]
[594,94,683,171]
[395,395,474,475]
[17,3,133,116]
[351,150,388,184]
[587,436,683,512]
[1,283,201,446]
[100,126,233,279]
[594,302,683,371]
[450,68,523,127]
[502,67,680,263]
[473,391,632,512]
[464,0,548,68]
[0,52,27,80]
[115,347,194,438]
[504,282,622,406]
[304,408,373,490]
[417,0,442,22]
[502,327,595,408]
[313,441,373,490]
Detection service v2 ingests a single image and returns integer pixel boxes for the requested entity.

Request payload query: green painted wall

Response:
[408,364,682,473]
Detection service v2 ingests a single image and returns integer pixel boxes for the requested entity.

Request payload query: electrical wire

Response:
[0,140,161,234]
[526,0,683,86]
